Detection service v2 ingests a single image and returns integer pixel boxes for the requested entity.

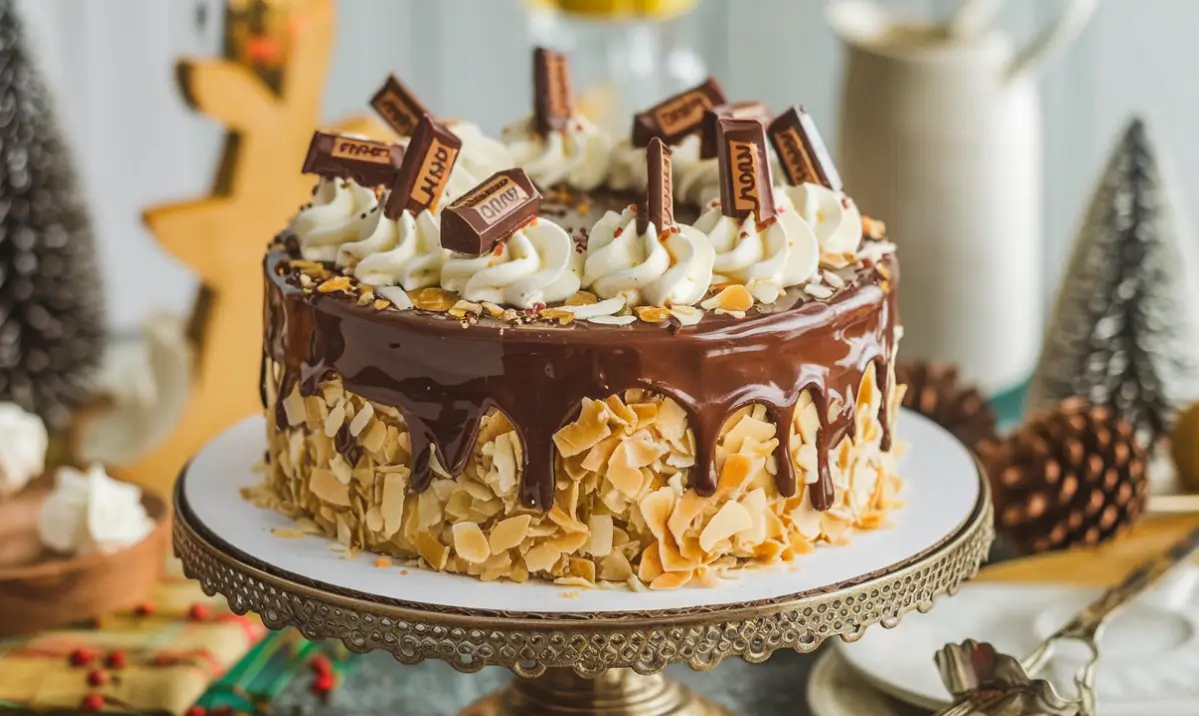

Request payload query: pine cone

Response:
[896,362,998,451]
[978,398,1149,555]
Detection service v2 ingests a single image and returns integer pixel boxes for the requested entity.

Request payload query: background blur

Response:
[13,0,1196,332]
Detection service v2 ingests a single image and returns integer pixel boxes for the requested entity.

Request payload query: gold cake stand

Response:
[173,464,992,716]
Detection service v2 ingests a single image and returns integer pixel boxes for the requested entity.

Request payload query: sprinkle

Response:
[187,603,212,622]
[80,695,105,712]
[104,651,128,669]
[69,648,97,667]
[86,670,109,687]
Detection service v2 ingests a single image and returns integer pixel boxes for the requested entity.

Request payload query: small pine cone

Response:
[896,362,998,451]
[978,398,1149,555]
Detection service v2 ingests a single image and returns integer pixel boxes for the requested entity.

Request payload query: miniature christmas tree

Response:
[0,0,106,429]
[1028,118,1199,447]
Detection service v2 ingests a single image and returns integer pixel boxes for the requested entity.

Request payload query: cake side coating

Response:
[253,252,904,587]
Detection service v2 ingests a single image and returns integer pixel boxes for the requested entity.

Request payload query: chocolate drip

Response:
[263,253,899,511]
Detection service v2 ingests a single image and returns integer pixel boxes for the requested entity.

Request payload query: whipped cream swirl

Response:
[291,177,379,262]
[343,204,446,290]
[503,115,612,191]
[583,207,714,307]
[780,183,863,254]
[693,199,819,304]
[442,218,581,308]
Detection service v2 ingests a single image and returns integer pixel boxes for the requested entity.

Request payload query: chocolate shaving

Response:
[442,169,542,255]
[716,117,777,222]
[533,47,574,135]
[370,74,431,137]
[384,115,462,218]
[301,132,404,187]
[767,106,842,192]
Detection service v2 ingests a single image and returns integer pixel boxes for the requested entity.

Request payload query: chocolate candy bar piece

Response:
[699,101,772,159]
[717,117,777,223]
[767,106,842,192]
[301,131,405,187]
[371,74,431,137]
[385,116,462,218]
[442,169,542,255]
[631,77,727,147]
[533,47,574,135]
[642,137,674,234]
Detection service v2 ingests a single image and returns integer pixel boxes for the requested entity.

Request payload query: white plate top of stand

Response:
[181,409,980,615]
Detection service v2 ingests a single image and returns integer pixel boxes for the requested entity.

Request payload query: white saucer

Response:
[181,409,979,615]
[837,570,1199,715]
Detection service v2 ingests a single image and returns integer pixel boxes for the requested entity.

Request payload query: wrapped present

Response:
[0,559,265,714]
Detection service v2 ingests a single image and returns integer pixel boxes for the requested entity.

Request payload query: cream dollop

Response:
[0,403,46,497]
[781,183,863,254]
[38,464,155,555]
[693,200,819,304]
[503,116,612,191]
[349,207,446,290]
[441,218,581,308]
[290,177,378,262]
[583,207,714,307]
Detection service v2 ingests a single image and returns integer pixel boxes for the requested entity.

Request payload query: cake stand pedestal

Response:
[172,412,993,716]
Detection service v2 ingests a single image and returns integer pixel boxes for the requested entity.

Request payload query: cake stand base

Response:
[461,669,731,716]
[174,412,991,716]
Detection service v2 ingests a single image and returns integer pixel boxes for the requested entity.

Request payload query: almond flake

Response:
[586,314,637,326]
[565,291,599,306]
[700,501,753,552]
[452,523,491,564]
[584,514,614,557]
[411,287,457,312]
[668,305,704,326]
[804,283,834,300]
[634,305,671,323]
[317,276,353,294]
[649,571,693,590]
[540,308,576,325]
[310,468,350,507]
[701,284,754,312]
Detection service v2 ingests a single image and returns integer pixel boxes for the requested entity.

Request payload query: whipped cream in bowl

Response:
[780,182,863,255]
[291,177,379,262]
[345,204,447,291]
[442,217,581,309]
[694,199,819,305]
[503,115,612,191]
[583,206,714,307]
[0,403,46,497]
[38,464,156,556]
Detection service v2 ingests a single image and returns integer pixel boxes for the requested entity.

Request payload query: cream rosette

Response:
[582,206,714,307]
[342,203,447,294]
[693,197,820,304]
[290,177,379,262]
[779,182,864,254]
[503,115,612,191]
[441,218,582,309]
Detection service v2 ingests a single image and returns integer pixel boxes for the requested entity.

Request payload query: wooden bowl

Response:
[0,481,170,637]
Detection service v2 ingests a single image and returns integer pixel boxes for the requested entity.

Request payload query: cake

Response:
[252,48,904,590]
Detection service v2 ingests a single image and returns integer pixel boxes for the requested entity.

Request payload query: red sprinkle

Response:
[104,651,128,669]
[308,655,334,676]
[134,602,156,617]
[86,670,109,687]
[187,603,212,622]
[311,672,336,700]
[185,708,207,716]
[211,707,234,716]
[613,227,624,237]
[69,648,97,667]
[80,694,105,711]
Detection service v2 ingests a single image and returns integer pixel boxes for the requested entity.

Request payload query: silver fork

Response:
[932,525,1199,716]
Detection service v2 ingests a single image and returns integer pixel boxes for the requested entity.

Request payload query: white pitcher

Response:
[829,0,1096,397]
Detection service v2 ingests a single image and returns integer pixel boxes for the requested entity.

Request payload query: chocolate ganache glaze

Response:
[263,252,899,512]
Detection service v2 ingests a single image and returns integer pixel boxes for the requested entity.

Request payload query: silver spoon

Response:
[933,524,1199,715]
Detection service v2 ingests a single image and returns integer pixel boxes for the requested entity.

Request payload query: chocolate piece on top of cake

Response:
[370,74,431,137]
[384,115,461,219]
[301,132,404,187]
[716,117,776,223]
[533,47,575,135]
[639,137,674,235]
[699,101,772,159]
[631,77,727,148]
[442,169,542,255]
[767,106,842,192]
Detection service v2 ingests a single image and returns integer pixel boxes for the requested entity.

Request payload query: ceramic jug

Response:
[829,0,1096,397]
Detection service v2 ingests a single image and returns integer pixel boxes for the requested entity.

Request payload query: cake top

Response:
[275,48,894,329]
